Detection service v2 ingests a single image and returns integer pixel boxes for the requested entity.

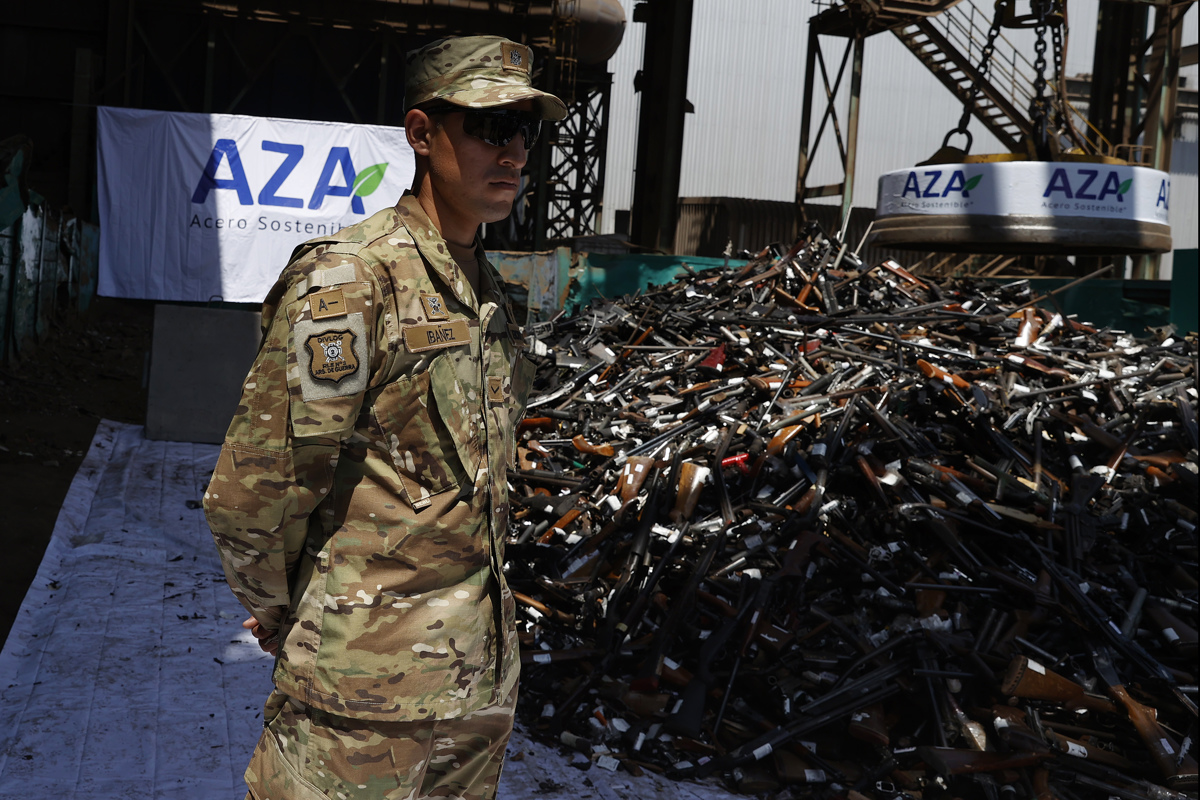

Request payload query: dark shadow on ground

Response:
[0,296,153,646]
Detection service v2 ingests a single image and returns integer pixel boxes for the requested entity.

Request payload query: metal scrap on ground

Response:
[502,226,1199,800]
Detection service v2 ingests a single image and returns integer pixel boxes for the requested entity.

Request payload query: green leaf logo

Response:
[352,163,388,198]
[965,174,983,191]
[1118,178,1132,196]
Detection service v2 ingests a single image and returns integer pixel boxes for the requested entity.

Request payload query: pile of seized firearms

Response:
[504,225,1198,800]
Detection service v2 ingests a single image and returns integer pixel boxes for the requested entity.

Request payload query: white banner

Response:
[876,161,1171,224]
[98,107,414,303]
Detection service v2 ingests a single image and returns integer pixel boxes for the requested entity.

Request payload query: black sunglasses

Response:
[421,104,542,150]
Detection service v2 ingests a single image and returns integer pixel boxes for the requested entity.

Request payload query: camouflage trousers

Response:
[243,685,517,800]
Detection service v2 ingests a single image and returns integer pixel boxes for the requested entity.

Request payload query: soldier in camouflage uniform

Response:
[204,35,566,800]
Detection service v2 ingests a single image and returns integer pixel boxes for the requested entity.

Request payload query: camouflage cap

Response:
[405,36,568,121]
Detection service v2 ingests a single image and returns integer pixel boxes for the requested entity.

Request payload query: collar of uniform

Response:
[476,250,508,309]
[395,193,479,312]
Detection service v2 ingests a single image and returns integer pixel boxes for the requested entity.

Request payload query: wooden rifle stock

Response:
[916,746,1047,775]
[986,705,1052,755]
[1093,647,1198,792]
[572,434,615,458]
[1045,728,1136,770]
[615,456,655,503]
[917,358,972,390]
[1001,655,1118,714]
[847,702,890,748]
[670,461,709,523]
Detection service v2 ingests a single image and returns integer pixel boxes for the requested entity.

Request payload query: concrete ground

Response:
[0,421,741,800]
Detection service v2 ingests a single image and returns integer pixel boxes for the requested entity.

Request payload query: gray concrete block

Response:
[145,305,260,444]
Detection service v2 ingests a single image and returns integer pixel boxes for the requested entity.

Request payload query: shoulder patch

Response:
[306,330,359,382]
[316,263,357,287]
[310,287,347,320]
[295,312,369,401]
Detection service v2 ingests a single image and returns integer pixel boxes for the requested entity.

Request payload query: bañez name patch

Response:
[403,319,470,353]
[306,330,359,382]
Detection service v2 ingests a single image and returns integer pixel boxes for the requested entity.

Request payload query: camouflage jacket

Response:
[204,193,533,721]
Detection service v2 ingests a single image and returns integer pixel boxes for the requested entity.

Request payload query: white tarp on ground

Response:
[97,108,415,304]
[0,421,741,800]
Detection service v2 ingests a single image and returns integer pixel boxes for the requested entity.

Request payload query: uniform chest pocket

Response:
[372,367,468,510]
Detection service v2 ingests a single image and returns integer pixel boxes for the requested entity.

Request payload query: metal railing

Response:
[936,0,1041,118]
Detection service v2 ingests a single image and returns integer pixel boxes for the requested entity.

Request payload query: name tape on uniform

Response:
[403,319,470,353]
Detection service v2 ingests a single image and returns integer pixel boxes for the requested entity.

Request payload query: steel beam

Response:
[840,33,864,232]
[630,0,694,253]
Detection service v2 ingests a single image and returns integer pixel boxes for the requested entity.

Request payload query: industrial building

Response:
[0,2,1197,798]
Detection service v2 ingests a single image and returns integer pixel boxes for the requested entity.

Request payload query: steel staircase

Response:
[812,0,1042,153]
[890,1,1041,152]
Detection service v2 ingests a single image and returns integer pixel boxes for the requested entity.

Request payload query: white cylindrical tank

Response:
[557,0,627,65]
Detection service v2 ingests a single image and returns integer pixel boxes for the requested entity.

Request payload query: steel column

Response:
[630,0,694,253]
[840,33,864,233]
[1131,1,1185,281]
[795,25,819,207]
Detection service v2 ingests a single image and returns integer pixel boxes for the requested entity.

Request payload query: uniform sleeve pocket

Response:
[372,368,467,510]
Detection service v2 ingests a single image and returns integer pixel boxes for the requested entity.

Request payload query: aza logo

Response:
[1042,168,1134,203]
[901,170,983,199]
[191,139,387,214]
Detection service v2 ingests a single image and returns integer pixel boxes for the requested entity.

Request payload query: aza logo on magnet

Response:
[900,170,983,199]
[1042,168,1131,202]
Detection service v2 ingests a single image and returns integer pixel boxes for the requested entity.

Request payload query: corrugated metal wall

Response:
[598,0,645,237]
[599,0,1198,276]
[674,197,927,268]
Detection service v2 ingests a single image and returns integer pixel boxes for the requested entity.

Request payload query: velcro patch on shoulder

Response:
[402,320,470,353]
[296,263,358,297]
[295,312,370,401]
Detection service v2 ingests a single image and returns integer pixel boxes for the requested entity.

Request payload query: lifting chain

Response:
[1051,22,1066,133]
[1030,0,1051,155]
[941,0,1009,154]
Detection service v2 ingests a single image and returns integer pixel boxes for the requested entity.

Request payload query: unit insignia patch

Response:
[501,42,529,73]
[420,292,450,321]
[306,330,359,382]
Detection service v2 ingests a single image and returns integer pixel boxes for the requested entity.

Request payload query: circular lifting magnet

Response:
[871,161,1173,256]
